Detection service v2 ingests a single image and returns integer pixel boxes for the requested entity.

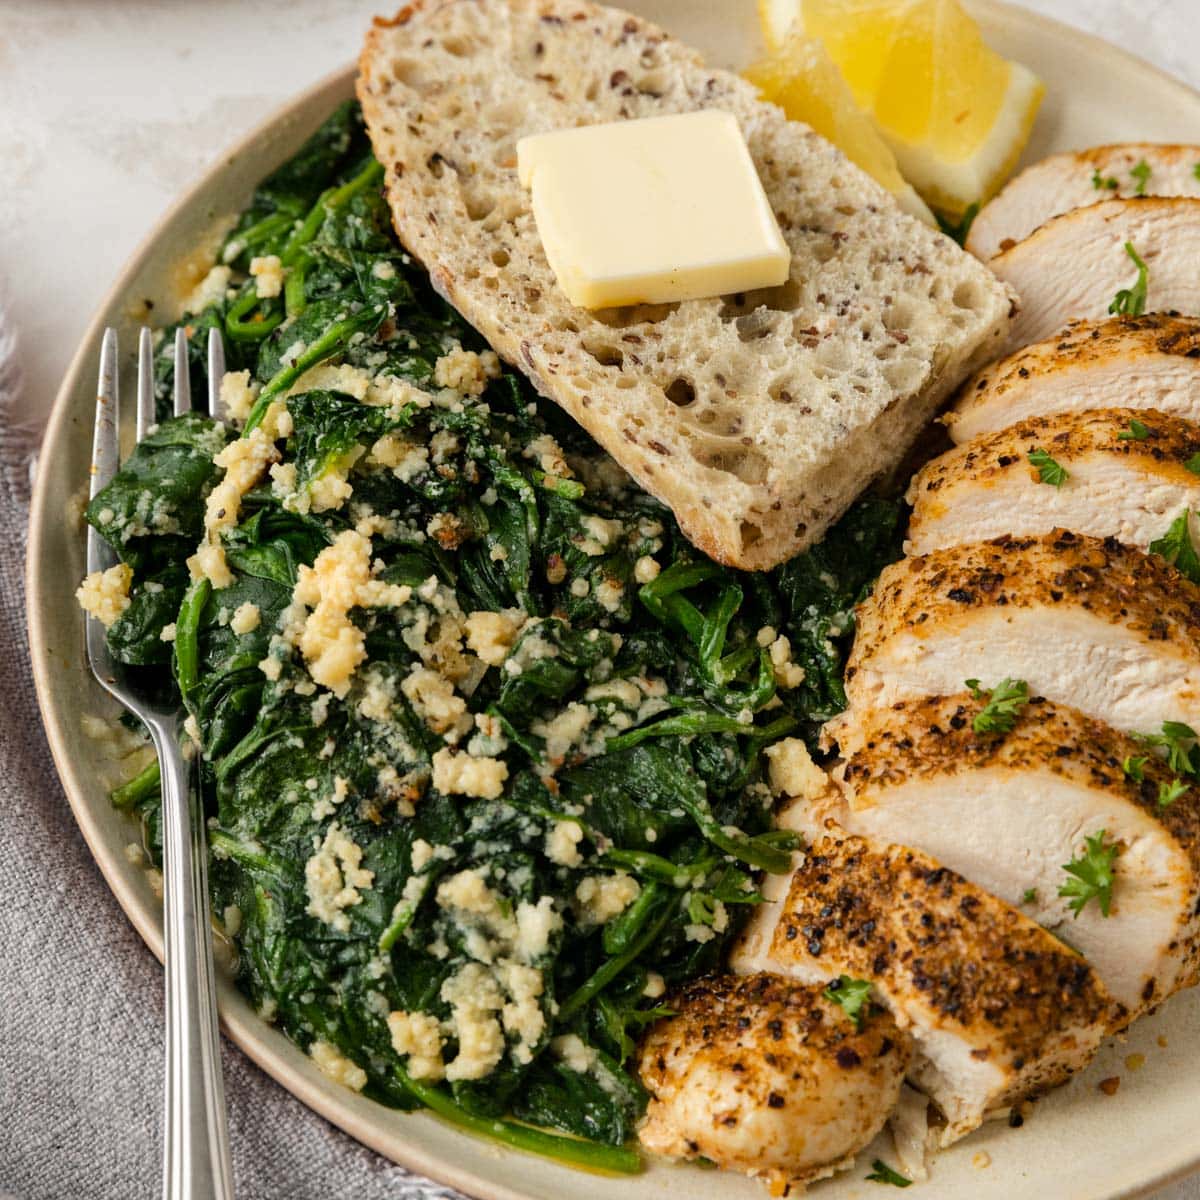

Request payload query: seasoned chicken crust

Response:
[770,834,1114,1139]
[907,407,1200,555]
[846,530,1200,736]
[828,692,1200,1013]
[852,530,1200,663]
[638,972,909,1189]
[946,315,1200,445]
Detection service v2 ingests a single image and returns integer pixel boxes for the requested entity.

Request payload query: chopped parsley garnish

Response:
[1130,158,1152,195]
[1091,168,1119,191]
[966,677,1030,733]
[1108,241,1149,317]
[823,975,873,1030]
[1185,453,1200,475]
[1122,755,1149,782]
[867,1160,913,1187]
[1149,510,1200,584]
[1027,448,1068,487]
[1134,720,1200,778]
[1021,887,1038,905]
[1159,778,1190,808]
[1194,163,1200,182]
[1059,830,1119,918]
[1118,418,1150,441]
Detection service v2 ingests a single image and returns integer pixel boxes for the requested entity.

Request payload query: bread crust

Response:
[357,0,1014,569]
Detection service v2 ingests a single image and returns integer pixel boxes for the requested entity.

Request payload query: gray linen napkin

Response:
[0,307,469,1200]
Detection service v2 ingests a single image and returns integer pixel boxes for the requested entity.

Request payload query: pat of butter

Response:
[516,111,790,309]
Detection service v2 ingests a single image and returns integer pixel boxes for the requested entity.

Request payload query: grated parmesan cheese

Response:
[387,1010,446,1081]
[249,254,285,299]
[574,872,640,926]
[304,822,374,933]
[431,747,508,800]
[309,1040,367,1091]
[289,530,412,696]
[76,563,133,627]
[229,602,261,635]
[764,737,829,800]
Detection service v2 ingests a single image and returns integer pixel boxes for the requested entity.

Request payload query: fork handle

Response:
[153,722,235,1200]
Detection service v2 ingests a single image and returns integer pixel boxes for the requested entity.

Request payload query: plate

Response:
[26,4,1200,1198]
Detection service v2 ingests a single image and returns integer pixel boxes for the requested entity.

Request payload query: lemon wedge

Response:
[745,34,934,224]
[798,0,1045,216]
[757,0,802,50]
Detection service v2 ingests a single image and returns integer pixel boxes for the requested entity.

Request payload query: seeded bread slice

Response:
[358,0,1015,570]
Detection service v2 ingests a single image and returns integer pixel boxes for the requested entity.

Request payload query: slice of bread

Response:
[358,0,1015,570]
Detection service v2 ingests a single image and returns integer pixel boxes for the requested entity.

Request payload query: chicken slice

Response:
[967,144,1200,261]
[637,972,910,1190]
[844,530,1200,737]
[824,693,1200,1016]
[907,407,1200,556]
[989,198,1200,349]
[766,833,1113,1143]
[945,314,1200,445]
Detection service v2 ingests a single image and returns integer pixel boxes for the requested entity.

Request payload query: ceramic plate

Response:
[27,3,1200,1197]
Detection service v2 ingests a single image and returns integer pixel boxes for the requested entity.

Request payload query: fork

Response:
[85,326,235,1200]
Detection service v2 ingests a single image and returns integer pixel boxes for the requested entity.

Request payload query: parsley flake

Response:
[1122,754,1149,782]
[1021,887,1038,905]
[1091,168,1119,190]
[823,975,873,1030]
[1134,720,1200,778]
[1149,510,1200,584]
[867,1161,913,1187]
[1109,242,1149,316]
[1194,163,1200,182]
[1117,419,1150,441]
[1185,453,1200,476]
[1130,159,1152,195]
[966,677,1030,733]
[1028,448,1068,487]
[1159,778,1190,808]
[1059,830,1119,918]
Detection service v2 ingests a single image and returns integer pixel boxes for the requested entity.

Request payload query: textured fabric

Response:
[0,312,469,1200]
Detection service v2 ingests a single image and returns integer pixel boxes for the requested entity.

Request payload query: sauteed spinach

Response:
[85,101,902,1171]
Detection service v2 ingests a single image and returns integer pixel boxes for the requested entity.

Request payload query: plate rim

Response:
[25,5,1200,1199]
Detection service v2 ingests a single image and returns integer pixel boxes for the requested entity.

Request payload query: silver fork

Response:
[86,325,235,1200]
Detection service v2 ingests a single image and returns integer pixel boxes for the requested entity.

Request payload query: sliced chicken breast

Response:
[825,693,1200,1016]
[844,530,1200,737]
[989,198,1200,349]
[907,408,1200,556]
[766,833,1113,1143]
[945,314,1200,445]
[967,144,1200,261]
[637,972,910,1190]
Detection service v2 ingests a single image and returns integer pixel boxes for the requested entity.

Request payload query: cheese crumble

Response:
[76,563,133,627]
[309,1040,367,1091]
[304,822,374,933]
[764,737,829,800]
[249,254,285,299]
[431,746,508,800]
[289,530,412,696]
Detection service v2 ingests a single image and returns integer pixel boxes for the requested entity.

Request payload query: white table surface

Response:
[1,0,1197,1196]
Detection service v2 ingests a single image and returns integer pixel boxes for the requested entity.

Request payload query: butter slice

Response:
[516,111,790,309]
